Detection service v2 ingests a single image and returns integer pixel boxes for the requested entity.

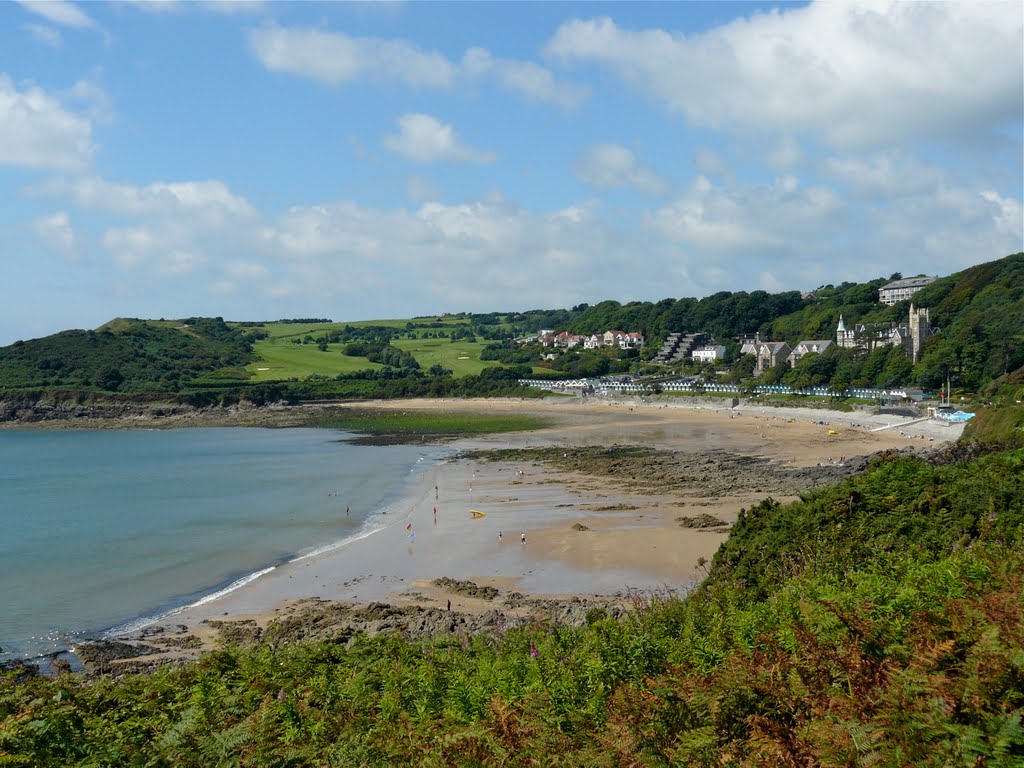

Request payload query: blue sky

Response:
[1,0,1021,345]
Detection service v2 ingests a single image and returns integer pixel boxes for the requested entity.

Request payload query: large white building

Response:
[878,275,938,306]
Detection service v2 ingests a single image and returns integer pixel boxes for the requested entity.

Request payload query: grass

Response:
[391,338,501,377]
[246,340,381,381]
[314,408,551,438]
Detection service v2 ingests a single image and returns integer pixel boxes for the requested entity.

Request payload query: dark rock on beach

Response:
[432,577,500,600]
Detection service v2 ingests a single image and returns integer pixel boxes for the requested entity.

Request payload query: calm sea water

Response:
[0,428,443,660]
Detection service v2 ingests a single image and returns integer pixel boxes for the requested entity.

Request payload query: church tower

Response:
[907,304,930,362]
[836,314,848,348]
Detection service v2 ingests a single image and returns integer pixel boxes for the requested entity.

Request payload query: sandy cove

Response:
[105,397,963,668]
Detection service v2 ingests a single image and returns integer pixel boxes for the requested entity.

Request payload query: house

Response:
[739,332,764,357]
[538,331,556,347]
[755,341,792,373]
[554,331,584,348]
[692,345,726,363]
[583,334,604,349]
[603,330,626,347]
[836,304,933,362]
[624,332,645,348]
[878,275,938,306]
[788,340,834,367]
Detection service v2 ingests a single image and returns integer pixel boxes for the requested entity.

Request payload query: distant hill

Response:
[0,317,254,395]
[1,253,1020,400]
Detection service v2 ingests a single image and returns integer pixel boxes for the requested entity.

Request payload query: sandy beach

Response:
[101,395,963,662]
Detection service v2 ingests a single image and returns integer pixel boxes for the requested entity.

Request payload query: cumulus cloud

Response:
[546,3,1023,148]
[256,196,644,308]
[31,211,77,256]
[646,174,844,253]
[575,143,667,195]
[249,25,457,87]
[461,47,588,109]
[248,25,586,108]
[155,250,206,277]
[824,151,945,197]
[383,114,496,164]
[31,176,254,221]
[693,147,729,177]
[0,75,94,170]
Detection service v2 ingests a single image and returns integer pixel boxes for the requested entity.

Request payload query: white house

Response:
[692,345,726,363]
[788,340,834,367]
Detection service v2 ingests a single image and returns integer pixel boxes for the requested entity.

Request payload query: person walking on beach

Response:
[435,484,438,500]
[433,506,437,525]
[521,532,526,545]
[498,530,502,542]
[447,599,451,611]
[345,505,350,517]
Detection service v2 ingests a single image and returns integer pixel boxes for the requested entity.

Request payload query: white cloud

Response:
[764,135,803,170]
[383,114,496,164]
[461,47,588,109]
[575,143,667,195]
[23,23,62,47]
[17,0,97,29]
[824,151,945,197]
[31,211,77,256]
[249,25,456,87]
[32,176,254,220]
[256,197,638,309]
[546,3,1023,148]
[103,226,155,268]
[405,174,440,204]
[155,250,206,277]
[693,147,728,177]
[646,174,844,253]
[0,75,94,170]
[980,191,1024,239]
[249,26,586,108]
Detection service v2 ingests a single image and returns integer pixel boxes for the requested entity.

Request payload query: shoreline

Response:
[64,396,965,673]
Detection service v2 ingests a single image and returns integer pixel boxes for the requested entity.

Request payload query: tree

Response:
[97,366,124,391]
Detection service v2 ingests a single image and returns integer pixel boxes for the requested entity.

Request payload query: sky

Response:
[1,0,1022,345]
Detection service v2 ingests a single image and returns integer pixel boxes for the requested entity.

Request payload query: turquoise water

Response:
[0,428,443,660]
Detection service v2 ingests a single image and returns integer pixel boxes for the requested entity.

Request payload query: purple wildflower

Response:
[529,644,539,658]
[277,689,287,702]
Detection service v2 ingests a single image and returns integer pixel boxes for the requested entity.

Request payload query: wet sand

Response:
[138,397,960,650]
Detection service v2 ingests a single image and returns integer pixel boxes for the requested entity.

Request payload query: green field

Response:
[391,338,502,377]
[246,341,381,381]
[241,317,545,381]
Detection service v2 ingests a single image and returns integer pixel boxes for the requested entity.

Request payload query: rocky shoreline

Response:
[25,587,626,678]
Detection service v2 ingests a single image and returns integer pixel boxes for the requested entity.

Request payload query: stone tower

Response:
[907,304,931,362]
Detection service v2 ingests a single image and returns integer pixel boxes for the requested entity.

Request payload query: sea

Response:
[0,427,446,661]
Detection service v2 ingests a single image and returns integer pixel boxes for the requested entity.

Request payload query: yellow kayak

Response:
[469,510,486,519]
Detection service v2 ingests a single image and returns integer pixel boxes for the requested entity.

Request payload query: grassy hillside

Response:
[0,317,253,395]
[245,340,384,382]
[2,443,1022,765]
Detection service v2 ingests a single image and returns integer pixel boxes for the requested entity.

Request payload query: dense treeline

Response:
[3,443,1022,764]
[0,318,253,394]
